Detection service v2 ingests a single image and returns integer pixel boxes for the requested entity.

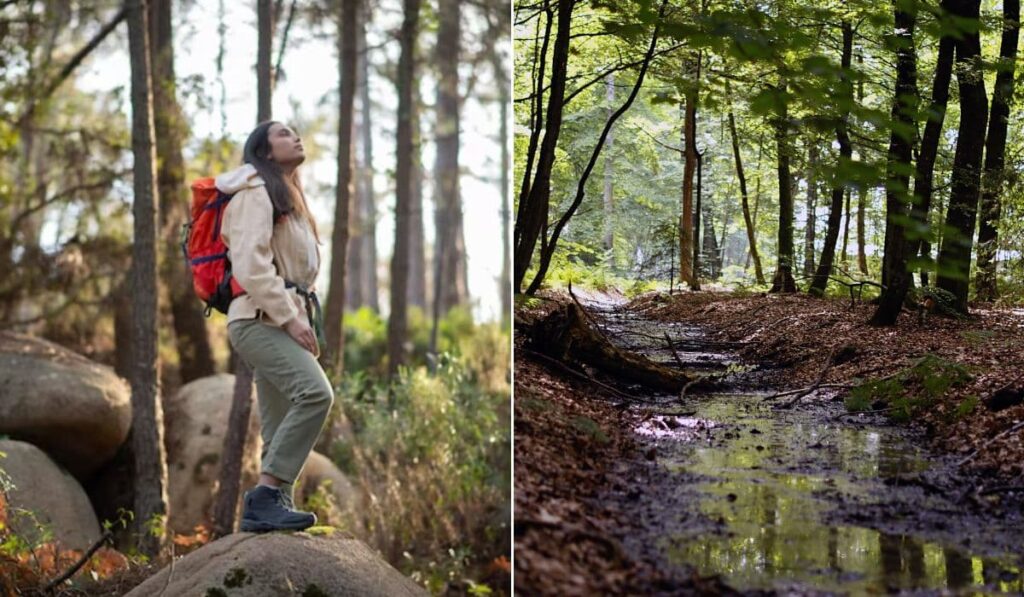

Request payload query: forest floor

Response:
[514,288,1024,595]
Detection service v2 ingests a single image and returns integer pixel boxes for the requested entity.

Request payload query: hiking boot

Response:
[239,485,316,533]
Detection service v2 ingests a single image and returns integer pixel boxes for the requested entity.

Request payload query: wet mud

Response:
[583,296,1024,595]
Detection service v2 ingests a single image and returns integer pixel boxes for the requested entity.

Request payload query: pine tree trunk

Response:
[936,0,987,313]
[127,0,169,559]
[387,0,419,376]
[410,85,427,310]
[149,0,214,385]
[325,0,358,372]
[359,11,379,311]
[975,0,1019,301]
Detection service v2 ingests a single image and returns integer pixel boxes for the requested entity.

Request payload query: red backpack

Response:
[181,177,288,315]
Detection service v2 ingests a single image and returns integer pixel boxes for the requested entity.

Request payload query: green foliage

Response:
[333,319,510,594]
[844,354,972,422]
[569,416,610,444]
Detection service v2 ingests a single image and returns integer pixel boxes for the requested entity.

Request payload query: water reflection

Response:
[652,396,1024,594]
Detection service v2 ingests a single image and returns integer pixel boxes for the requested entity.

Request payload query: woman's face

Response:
[266,123,305,167]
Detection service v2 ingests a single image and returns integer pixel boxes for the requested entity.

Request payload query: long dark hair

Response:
[242,120,321,244]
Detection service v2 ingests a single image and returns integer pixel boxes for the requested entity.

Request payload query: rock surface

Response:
[124,531,427,596]
[164,373,261,534]
[0,439,103,551]
[0,331,131,480]
[296,451,357,511]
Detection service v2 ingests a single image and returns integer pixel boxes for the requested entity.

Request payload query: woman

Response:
[218,120,332,533]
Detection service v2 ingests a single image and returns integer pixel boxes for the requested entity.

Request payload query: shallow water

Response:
[637,396,1023,595]
[582,299,1024,595]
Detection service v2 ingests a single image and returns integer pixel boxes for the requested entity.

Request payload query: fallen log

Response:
[528,302,697,393]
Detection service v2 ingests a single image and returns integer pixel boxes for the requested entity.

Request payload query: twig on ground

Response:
[957,420,1024,467]
[773,347,838,409]
[664,332,685,369]
[43,530,113,591]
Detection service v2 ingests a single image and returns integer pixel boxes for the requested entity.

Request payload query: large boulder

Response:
[125,531,427,596]
[295,451,358,512]
[0,332,131,480]
[0,439,102,551]
[165,373,262,534]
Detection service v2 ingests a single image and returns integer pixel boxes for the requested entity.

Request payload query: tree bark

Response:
[494,37,511,326]
[409,84,427,310]
[870,3,921,326]
[514,2,552,247]
[514,0,573,293]
[804,145,818,278]
[211,354,256,537]
[975,0,1019,301]
[325,0,358,372]
[257,0,274,122]
[911,8,954,287]
[770,79,797,293]
[387,0,419,376]
[809,21,853,297]
[358,10,379,311]
[936,0,987,313]
[602,73,615,255]
[149,0,214,384]
[728,98,765,284]
[127,0,169,559]
[679,55,698,290]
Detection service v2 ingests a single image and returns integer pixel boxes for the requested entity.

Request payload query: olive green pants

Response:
[227,318,335,486]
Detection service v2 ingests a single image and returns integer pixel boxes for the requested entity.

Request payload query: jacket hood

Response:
[215,163,265,194]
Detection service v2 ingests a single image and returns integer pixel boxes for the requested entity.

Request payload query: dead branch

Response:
[520,347,641,402]
[957,420,1024,467]
[774,347,838,409]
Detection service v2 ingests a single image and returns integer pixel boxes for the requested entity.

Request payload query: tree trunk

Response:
[602,73,615,255]
[870,3,921,326]
[211,355,255,538]
[358,11,379,311]
[409,84,427,310]
[911,11,954,287]
[770,79,797,293]
[523,0,667,294]
[257,0,274,122]
[127,0,169,559]
[513,0,573,293]
[325,0,358,372]
[514,1,552,247]
[492,30,511,326]
[679,55,698,290]
[387,0,419,376]
[855,188,866,274]
[936,0,987,314]
[803,144,818,278]
[809,21,853,297]
[975,0,1019,301]
[149,0,214,385]
[729,100,765,284]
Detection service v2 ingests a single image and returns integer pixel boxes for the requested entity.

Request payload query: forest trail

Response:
[580,295,1024,595]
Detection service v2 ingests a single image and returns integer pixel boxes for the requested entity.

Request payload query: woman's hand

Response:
[282,316,317,354]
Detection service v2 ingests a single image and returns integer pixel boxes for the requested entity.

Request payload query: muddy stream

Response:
[583,296,1024,596]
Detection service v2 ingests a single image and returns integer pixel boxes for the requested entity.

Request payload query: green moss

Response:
[570,415,609,444]
[302,583,330,597]
[223,566,251,588]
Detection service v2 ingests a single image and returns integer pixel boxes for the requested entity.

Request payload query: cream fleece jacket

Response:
[217,163,321,328]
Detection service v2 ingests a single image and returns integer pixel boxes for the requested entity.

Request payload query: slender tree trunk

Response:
[514,1,552,246]
[514,0,573,293]
[679,56,698,290]
[936,0,988,314]
[434,0,467,313]
[493,43,511,326]
[871,3,921,326]
[211,351,256,537]
[809,21,853,297]
[770,79,797,293]
[257,0,273,122]
[409,84,427,310]
[804,144,818,278]
[148,0,214,385]
[729,100,765,284]
[325,0,358,372]
[387,0,419,376]
[855,188,866,273]
[602,73,615,255]
[524,0,667,294]
[911,13,954,287]
[126,0,168,559]
[975,0,1019,301]
[358,11,379,311]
